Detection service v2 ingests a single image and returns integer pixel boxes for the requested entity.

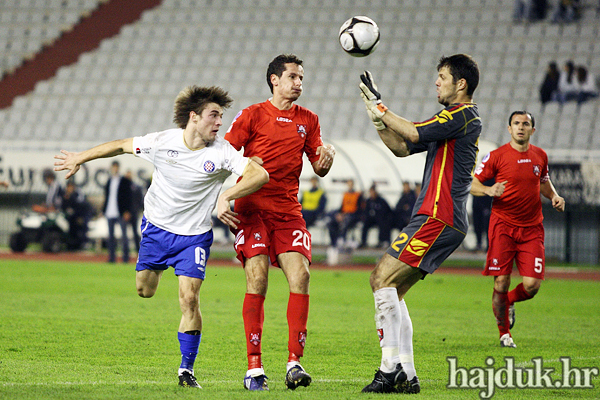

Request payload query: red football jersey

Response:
[474,143,549,227]
[225,100,323,215]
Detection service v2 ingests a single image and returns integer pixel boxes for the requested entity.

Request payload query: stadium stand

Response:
[0,0,599,160]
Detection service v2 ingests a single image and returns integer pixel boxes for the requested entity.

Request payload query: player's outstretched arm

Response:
[541,180,565,212]
[312,144,335,177]
[53,138,134,179]
[359,71,419,154]
[217,159,269,229]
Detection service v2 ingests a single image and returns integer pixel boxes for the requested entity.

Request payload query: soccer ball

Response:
[338,16,380,57]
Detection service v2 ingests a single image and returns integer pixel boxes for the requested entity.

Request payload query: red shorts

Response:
[232,211,311,268]
[484,214,545,279]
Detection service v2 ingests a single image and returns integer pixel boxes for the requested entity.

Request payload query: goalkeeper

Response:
[358,54,481,394]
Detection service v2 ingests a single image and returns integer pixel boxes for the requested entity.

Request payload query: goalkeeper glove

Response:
[360,93,387,130]
[359,70,388,119]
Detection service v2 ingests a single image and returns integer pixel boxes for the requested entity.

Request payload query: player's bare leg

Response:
[279,252,312,390]
[176,276,203,388]
[243,255,270,390]
[136,269,163,298]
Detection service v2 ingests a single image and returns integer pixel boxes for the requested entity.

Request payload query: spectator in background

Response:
[104,161,133,263]
[575,65,599,104]
[394,182,417,232]
[300,176,327,229]
[539,61,560,106]
[32,168,64,214]
[513,0,548,22]
[360,184,392,249]
[471,179,494,253]
[125,169,144,252]
[558,60,578,103]
[327,178,363,247]
[551,0,581,23]
[62,179,93,250]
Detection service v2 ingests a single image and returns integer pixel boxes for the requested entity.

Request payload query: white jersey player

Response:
[54,86,269,389]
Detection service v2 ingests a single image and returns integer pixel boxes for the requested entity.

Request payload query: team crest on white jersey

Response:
[204,160,215,172]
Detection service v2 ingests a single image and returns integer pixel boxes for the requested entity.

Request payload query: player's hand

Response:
[361,93,387,130]
[217,195,240,229]
[359,70,388,119]
[316,144,335,170]
[54,150,81,179]
[486,180,507,197]
[249,156,264,165]
[552,195,565,212]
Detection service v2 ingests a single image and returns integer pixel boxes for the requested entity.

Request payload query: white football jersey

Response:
[132,129,249,235]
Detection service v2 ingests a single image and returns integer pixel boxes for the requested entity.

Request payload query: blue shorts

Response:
[136,216,213,280]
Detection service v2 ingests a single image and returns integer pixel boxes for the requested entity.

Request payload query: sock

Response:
[243,293,265,370]
[178,331,201,373]
[492,289,510,337]
[398,299,416,380]
[287,293,309,361]
[507,283,534,304]
[374,288,401,373]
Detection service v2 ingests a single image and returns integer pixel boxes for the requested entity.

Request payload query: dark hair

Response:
[566,60,575,84]
[42,168,55,181]
[576,66,588,84]
[508,110,535,128]
[437,54,479,97]
[173,86,233,129]
[266,54,303,93]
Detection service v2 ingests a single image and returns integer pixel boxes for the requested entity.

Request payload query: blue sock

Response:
[178,331,201,372]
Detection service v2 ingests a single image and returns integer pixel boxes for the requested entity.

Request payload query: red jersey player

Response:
[472,111,565,348]
[224,54,335,391]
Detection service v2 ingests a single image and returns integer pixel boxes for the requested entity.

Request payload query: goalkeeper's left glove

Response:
[359,70,388,119]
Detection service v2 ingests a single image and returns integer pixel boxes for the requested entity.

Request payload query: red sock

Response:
[507,283,533,304]
[243,293,265,370]
[492,289,510,337]
[287,293,309,361]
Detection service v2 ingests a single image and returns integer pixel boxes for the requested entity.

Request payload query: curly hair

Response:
[173,86,233,129]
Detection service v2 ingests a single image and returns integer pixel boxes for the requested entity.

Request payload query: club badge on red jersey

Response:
[297,124,307,138]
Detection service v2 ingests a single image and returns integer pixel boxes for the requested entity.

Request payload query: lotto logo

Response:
[377,328,384,342]
[406,238,430,257]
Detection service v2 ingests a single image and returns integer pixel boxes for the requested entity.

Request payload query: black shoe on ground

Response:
[397,376,421,394]
[361,363,407,393]
[178,370,201,388]
[285,364,312,390]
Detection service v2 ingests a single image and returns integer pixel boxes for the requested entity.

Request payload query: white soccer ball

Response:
[338,16,380,57]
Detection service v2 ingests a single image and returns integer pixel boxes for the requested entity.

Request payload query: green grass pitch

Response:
[0,259,598,399]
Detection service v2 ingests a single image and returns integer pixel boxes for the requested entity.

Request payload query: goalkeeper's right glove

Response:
[359,70,388,119]
[360,93,387,130]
